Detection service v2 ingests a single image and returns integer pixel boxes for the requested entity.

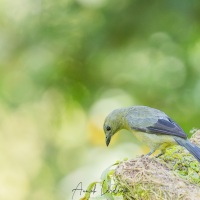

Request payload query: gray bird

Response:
[103,105,200,162]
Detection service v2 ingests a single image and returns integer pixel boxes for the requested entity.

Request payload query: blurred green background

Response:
[1,0,200,199]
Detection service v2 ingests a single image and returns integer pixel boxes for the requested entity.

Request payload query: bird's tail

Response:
[174,137,200,163]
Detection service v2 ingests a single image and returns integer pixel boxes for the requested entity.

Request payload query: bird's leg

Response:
[145,150,155,157]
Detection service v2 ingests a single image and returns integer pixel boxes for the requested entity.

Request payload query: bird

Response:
[103,105,200,162]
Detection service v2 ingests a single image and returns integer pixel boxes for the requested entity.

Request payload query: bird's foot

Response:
[155,152,164,158]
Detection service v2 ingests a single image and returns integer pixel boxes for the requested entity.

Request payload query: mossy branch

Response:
[82,130,200,200]
[114,129,200,200]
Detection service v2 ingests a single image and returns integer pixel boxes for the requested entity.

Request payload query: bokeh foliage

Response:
[1,0,200,199]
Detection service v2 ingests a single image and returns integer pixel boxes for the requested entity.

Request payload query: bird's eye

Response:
[106,126,111,131]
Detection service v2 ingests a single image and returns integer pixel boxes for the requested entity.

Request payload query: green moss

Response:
[131,184,151,200]
[160,145,200,186]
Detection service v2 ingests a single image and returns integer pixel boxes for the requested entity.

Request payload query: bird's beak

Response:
[106,135,111,146]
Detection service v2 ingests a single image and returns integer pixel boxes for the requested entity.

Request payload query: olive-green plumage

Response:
[103,106,200,162]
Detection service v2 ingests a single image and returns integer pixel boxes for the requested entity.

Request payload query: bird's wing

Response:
[146,117,187,139]
[129,116,187,139]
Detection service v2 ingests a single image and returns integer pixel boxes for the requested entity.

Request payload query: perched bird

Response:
[103,106,200,162]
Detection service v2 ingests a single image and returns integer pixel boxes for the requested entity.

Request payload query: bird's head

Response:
[103,108,127,146]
